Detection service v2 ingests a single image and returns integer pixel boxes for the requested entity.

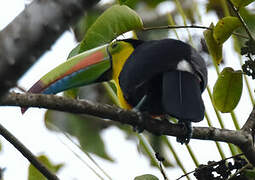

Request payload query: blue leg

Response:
[132,95,148,133]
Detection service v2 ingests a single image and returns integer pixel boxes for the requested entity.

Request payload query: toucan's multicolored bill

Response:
[21,44,111,113]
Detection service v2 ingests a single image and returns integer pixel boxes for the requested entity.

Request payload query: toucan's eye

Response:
[109,42,121,54]
[111,43,118,49]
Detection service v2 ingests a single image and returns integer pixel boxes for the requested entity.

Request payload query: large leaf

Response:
[78,4,143,52]
[213,67,243,113]
[230,0,255,9]
[73,11,101,42]
[134,174,159,180]
[213,16,241,45]
[45,110,113,161]
[119,0,167,8]
[203,23,223,64]
[118,0,139,8]
[28,155,63,180]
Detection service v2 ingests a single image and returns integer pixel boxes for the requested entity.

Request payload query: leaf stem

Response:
[174,0,193,44]
[137,134,161,169]
[185,145,199,167]
[207,86,237,155]
[162,137,190,180]
[205,111,226,159]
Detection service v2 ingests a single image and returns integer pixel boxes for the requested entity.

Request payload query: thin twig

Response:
[55,134,105,180]
[0,123,59,180]
[142,25,249,39]
[159,162,168,180]
[227,0,254,41]
[63,133,112,180]
[155,152,168,180]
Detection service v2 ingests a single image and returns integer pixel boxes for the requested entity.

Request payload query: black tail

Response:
[162,70,205,122]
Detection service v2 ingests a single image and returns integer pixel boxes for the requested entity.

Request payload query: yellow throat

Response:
[110,42,134,109]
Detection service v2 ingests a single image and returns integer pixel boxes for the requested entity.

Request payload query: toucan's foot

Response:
[176,120,192,144]
[131,95,148,133]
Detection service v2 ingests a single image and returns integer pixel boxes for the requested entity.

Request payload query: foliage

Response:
[203,23,223,65]
[78,4,143,53]
[28,155,63,180]
[134,174,159,180]
[213,16,241,45]
[230,0,255,9]
[213,67,243,113]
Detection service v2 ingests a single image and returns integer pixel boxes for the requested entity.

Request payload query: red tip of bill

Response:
[21,80,46,114]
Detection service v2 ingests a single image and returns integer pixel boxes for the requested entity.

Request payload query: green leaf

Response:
[67,44,81,59]
[45,110,113,161]
[213,16,241,45]
[79,4,143,52]
[73,11,101,42]
[230,0,255,9]
[134,174,159,180]
[118,0,138,8]
[213,67,243,113]
[203,23,223,64]
[28,155,63,180]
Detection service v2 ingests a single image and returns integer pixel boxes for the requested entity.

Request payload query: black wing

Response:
[119,39,192,101]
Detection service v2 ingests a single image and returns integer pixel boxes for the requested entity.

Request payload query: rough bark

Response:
[0,0,99,99]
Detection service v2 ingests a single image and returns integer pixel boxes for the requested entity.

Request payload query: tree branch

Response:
[3,92,255,166]
[2,92,255,165]
[0,0,99,99]
[0,93,249,140]
[242,106,255,132]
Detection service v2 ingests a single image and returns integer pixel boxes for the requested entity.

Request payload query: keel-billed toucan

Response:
[22,39,207,144]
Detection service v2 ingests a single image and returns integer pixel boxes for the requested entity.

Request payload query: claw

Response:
[176,120,192,144]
